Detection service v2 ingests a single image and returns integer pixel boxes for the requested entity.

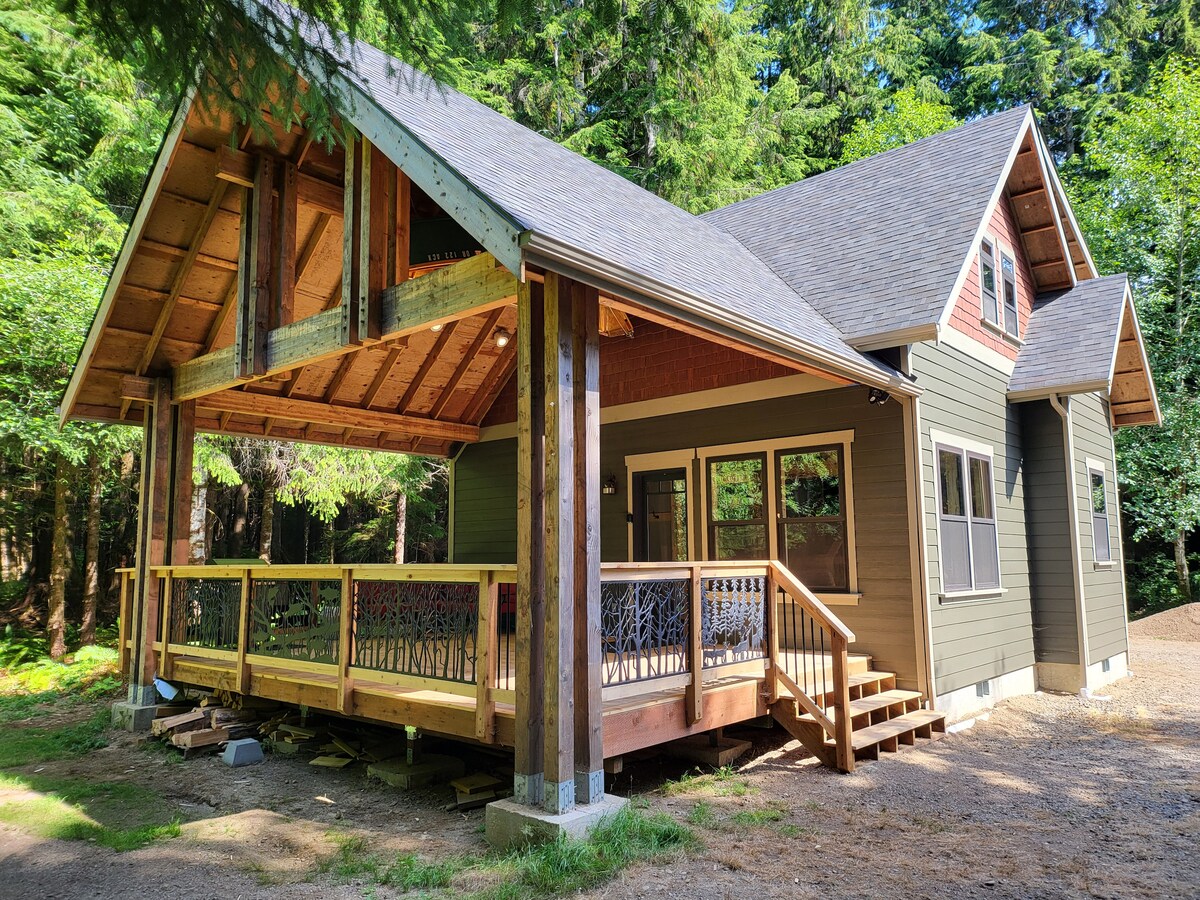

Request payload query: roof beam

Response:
[396,320,458,414]
[216,144,344,216]
[429,308,504,419]
[196,389,479,442]
[140,238,238,271]
[173,251,516,401]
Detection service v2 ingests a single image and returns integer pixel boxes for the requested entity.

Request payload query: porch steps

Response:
[770,676,946,769]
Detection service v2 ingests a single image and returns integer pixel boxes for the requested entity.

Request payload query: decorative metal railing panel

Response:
[169,577,241,651]
[352,580,479,684]
[495,582,517,691]
[701,575,766,667]
[600,578,690,686]
[249,578,342,664]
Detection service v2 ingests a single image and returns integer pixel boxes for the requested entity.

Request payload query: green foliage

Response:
[0,707,108,767]
[840,87,960,163]
[320,833,469,888]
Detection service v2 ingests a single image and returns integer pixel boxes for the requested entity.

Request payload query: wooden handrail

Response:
[767,560,855,644]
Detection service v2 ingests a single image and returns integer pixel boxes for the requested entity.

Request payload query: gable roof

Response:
[255,0,911,394]
[701,106,1035,348]
[1007,274,1161,426]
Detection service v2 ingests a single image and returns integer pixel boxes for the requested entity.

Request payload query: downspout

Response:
[1049,394,1090,687]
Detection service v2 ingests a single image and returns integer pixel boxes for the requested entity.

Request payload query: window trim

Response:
[1000,250,1020,339]
[624,449,698,562]
[1086,457,1112,564]
[931,429,1002,600]
[979,237,999,326]
[697,430,858,594]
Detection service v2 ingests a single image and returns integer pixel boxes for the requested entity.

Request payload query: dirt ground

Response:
[2,633,1197,900]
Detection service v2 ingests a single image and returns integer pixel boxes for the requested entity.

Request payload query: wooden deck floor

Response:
[167,649,870,759]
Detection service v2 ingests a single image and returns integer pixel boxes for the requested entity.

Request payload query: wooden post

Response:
[128,378,173,704]
[169,400,196,566]
[572,281,604,804]
[236,567,252,695]
[341,133,384,345]
[393,170,411,286]
[117,571,131,677]
[542,272,576,815]
[476,569,499,743]
[276,161,298,327]
[514,278,546,807]
[159,572,173,680]
[685,564,704,724]
[338,567,354,713]
[235,156,275,378]
[766,564,779,704]
[831,635,855,773]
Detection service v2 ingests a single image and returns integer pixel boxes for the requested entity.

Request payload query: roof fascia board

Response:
[935,108,1036,334]
[59,83,198,425]
[1029,122,1077,288]
[1112,285,1163,425]
[523,234,921,397]
[849,323,940,352]
[1007,380,1110,402]
[1041,137,1099,280]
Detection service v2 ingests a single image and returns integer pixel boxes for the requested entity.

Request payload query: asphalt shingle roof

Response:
[701,107,1030,344]
[266,2,897,381]
[1008,274,1128,396]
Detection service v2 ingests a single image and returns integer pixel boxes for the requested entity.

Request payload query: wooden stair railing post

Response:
[685,564,703,724]
[831,633,855,773]
[476,569,498,743]
[236,568,252,695]
[338,567,354,714]
[159,571,173,679]
[117,571,131,678]
[765,564,779,704]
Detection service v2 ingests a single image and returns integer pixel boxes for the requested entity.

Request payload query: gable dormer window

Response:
[980,240,999,324]
[1001,253,1019,337]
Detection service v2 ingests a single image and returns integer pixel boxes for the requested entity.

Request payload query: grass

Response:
[320,805,696,899]
[0,707,110,768]
[730,805,786,827]
[0,772,180,851]
[662,765,755,798]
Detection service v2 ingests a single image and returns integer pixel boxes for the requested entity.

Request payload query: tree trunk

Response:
[80,451,102,646]
[393,490,407,564]
[232,482,249,557]
[47,455,73,660]
[190,472,209,563]
[259,482,276,561]
[324,518,335,564]
[1175,529,1193,602]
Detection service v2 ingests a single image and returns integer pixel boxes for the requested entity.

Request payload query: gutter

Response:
[1049,393,1090,684]
[522,233,922,398]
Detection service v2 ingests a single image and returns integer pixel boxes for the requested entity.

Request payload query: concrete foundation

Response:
[367,754,465,789]
[111,700,158,732]
[485,794,628,849]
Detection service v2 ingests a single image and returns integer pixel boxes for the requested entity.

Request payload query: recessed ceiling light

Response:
[493,328,512,348]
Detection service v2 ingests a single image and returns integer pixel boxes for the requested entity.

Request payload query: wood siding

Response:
[1072,393,1129,662]
[1019,400,1079,665]
[913,341,1037,695]
[947,197,1036,360]
[454,385,922,689]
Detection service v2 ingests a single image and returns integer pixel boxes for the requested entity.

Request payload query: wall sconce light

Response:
[602,474,618,496]
[493,327,512,348]
[430,322,444,333]
[867,388,890,406]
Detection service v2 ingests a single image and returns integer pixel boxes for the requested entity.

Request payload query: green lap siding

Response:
[451,383,923,689]
[912,342,1036,696]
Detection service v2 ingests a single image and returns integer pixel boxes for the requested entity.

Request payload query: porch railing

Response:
[115,558,855,767]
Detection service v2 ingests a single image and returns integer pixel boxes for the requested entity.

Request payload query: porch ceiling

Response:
[63,87,521,457]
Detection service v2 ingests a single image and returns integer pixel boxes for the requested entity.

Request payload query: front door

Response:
[632,468,690,562]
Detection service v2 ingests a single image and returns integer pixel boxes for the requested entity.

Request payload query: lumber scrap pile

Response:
[150,694,278,755]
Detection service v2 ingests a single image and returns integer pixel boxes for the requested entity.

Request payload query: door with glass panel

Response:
[776,446,848,590]
[632,468,690,562]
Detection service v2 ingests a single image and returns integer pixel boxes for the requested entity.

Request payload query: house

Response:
[60,0,1158,838]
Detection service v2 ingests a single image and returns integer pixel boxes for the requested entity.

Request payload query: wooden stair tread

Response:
[828,709,946,750]
[848,671,894,686]
[797,689,922,723]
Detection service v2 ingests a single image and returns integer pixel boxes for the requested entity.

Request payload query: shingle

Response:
[262,1,898,380]
[701,108,1030,344]
[1008,275,1128,396]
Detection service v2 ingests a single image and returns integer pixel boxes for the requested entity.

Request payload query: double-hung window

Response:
[777,446,848,591]
[1001,253,1019,337]
[1089,463,1112,563]
[707,454,769,561]
[980,240,999,325]
[935,438,1000,594]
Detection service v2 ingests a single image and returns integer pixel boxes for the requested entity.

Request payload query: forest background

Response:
[2,0,1198,658]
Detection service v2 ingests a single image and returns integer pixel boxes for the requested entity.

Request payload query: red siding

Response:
[947,197,1036,360]
[482,319,795,426]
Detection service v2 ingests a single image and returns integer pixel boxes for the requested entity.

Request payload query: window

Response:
[707,454,768,560]
[936,440,1000,594]
[1089,464,1111,563]
[1001,253,1019,337]
[777,446,848,591]
[980,240,999,324]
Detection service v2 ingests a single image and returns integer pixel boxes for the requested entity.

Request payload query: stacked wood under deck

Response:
[117,560,944,769]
